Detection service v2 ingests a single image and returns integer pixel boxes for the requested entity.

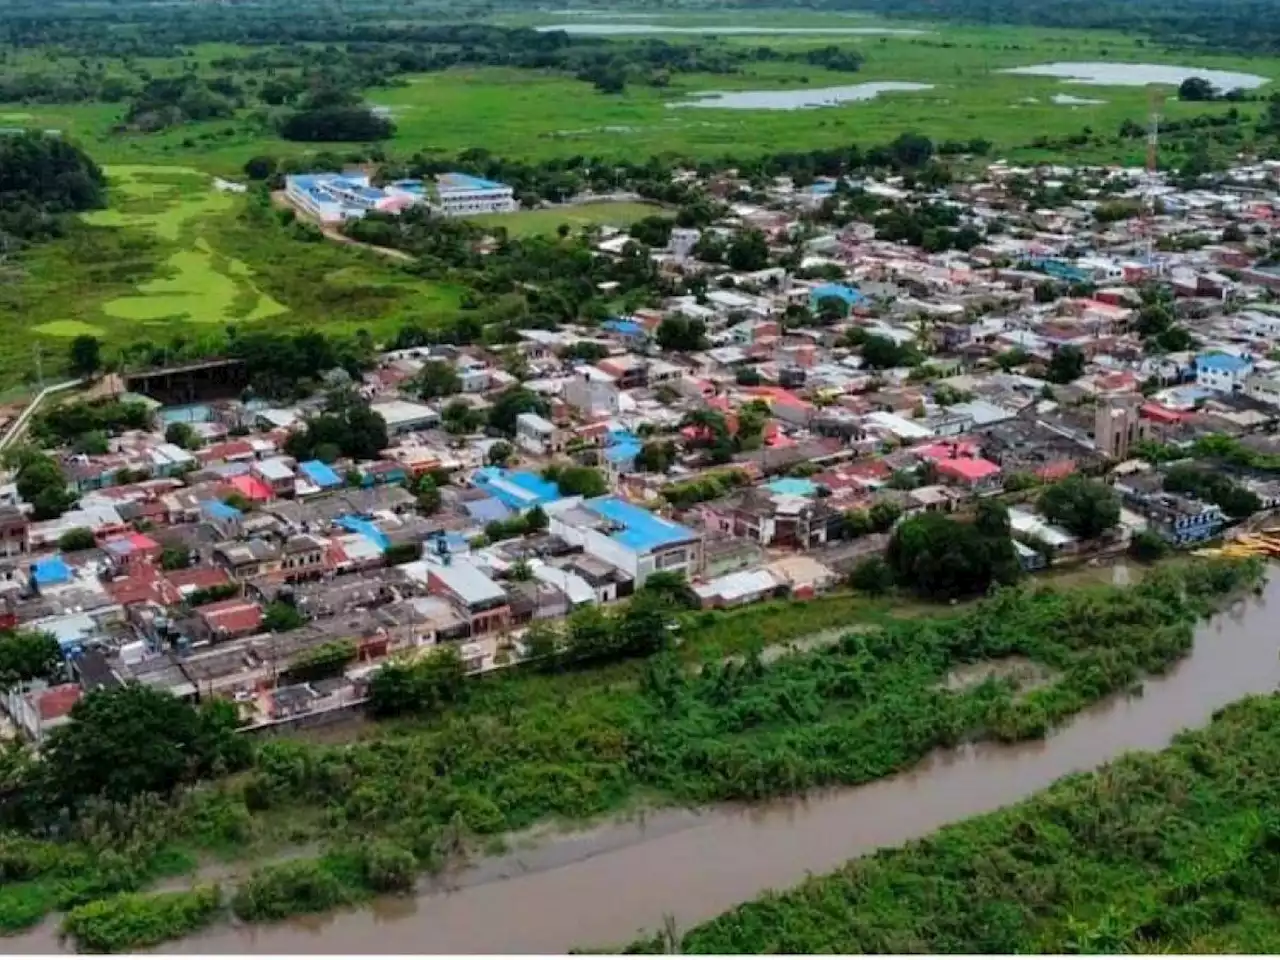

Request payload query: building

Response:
[1194,352,1254,394]
[548,496,702,586]
[563,369,621,418]
[431,173,517,217]
[0,506,29,558]
[515,412,564,456]
[370,400,439,436]
[1094,394,1151,460]
[284,172,516,223]
[422,560,511,636]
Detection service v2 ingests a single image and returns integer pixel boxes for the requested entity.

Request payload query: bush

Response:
[849,556,894,595]
[62,886,224,953]
[1129,529,1170,562]
[359,841,418,893]
[231,860,351,923]
[56,527,96,552]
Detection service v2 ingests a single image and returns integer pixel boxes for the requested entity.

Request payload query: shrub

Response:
[231,860,351,923]
[62,886,224,952]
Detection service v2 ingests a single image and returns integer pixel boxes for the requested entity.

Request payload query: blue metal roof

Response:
[464,497,512,523]
[1196,352,1251,373]
[766,477,818,497]
[586,497,695,553]
[201,500,243,521]
[810,283,867,307]
[299,460,342,488]
[472,467,562,510]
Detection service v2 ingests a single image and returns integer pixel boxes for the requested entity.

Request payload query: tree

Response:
[1129,528,1169,562]
[384,542,424,565]
[522,621,565,665]
[545,464,607,498]
[68,335,101,378]
[243,155,277,180]
[642,570,699,609]
[616,590,674,657]
[366,646,467,719]
[414,359,462,400]
[42,685,248,808]
[1034,280,1061,304]
[262,602,305,633]
[525,504,549,531]
[656,315,708,352]
[414,475,442,515]
[57,527,96,552]
[888,132,934,169]
[486,441,514,468]
[14,451,75,521]
[1178,76,1217,101]
[164,422,199,450]
[488,387,549,436]
[160,546,192,571]
[849,556,894,595]
[0,630,62,688]
[635,440,678,474]
[861,335,918,370]
[1047,345,1086,384]
[1038,475,1120,539]
[868,501,902,533]
[887,511,1018,600]
[726,229,770,272]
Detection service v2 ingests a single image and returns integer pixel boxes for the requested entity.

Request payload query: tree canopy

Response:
[1038,475,1121,539]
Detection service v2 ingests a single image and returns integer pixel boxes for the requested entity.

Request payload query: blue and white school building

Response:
[285,171,517,224]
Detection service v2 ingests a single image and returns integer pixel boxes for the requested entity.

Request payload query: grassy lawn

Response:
[470,200,666,236]
[0,165,462,387]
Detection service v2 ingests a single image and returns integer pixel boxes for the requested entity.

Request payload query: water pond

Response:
[1002,61,1270,90]
[670,81,934,110]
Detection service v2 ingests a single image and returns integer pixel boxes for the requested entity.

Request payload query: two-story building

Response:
[548,497,702,586]
[424,560,511,636]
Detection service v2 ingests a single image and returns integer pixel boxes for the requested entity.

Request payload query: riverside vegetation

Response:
[0,557,1258,951]
[633,690,1280,954]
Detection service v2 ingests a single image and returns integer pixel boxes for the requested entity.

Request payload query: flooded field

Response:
[670,82,935,110]
[1001,61,1270,89]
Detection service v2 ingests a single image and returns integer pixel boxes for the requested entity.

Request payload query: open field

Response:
[3,18,1279,175]
[471,201,665,236]
[0,166,461,386]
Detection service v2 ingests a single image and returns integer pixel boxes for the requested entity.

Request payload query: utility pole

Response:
[32,343,42,391]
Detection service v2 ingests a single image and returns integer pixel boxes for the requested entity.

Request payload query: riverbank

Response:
[2,558,1261,953]
[657,688,1280,953]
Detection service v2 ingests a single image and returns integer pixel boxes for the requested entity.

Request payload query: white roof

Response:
[532,565,597,606]
[1008,508,1076,548]
[863,411,933,440]
[693,568,778,603]
[371,400,438,426]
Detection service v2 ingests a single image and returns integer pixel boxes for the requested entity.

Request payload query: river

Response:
[15,570,1280,954]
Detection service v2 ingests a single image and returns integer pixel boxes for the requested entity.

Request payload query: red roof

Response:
[1036,460,1077,482]
[914,440,980,462]
[229,475,273,502]
[105,567,182,607]
[1140,402,1183,425]
[197,598,263,635]
[167,566,232,591]
[36,684,82,721]
[937,457,1002,483]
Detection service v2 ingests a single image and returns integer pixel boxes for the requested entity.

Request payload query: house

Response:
[935,456,1003,492]
[515,412,565,456]
[564,369,622,418]
[1194,352,1254,393]
[4,682,80,744]
[0,506,30,558]
[213,539,281,579]
[371,400,438,436]
[699,487,835,550]
[548,496,702,586]
[422,560,511,636]
[280,534,328,582]
[195,597,265,641]
[252,458,296,498]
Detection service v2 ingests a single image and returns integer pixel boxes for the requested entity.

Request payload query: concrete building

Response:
[548,496,702,586]
[515,412,564,456]
[1194,351,1254,394]
[1094,394,1150,460]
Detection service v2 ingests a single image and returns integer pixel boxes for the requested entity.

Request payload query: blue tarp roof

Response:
[464,497,513,524]
[810,283,868,307]
[586,497,695,553]
[605,441,642,465]
[299,460,343,488]
[201,500,243,521]
[602,318,645,337]
[336,515,391,552]
[766,477,818,497]
[33,556,71,586]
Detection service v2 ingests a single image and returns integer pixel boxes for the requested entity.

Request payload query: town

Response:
[3,146,1280,747]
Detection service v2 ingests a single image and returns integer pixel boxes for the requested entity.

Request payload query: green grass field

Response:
[0,165,461,386]
[472,201,665,236]
[4,18,1276,175]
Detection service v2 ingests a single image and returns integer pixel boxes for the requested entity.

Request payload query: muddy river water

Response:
[14,570,1280,953]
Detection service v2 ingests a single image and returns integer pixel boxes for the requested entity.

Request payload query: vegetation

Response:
[644,691,1280,953]
[62,886,223,953]
[886,502,1020,600]
[0,131,105,251]
[1038,475,1121,539]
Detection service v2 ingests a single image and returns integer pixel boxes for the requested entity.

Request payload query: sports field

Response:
[472,201,666,236]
